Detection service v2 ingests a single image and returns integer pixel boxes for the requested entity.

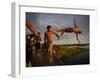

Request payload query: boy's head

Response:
[47,25,52,31]
[38,32,41,35]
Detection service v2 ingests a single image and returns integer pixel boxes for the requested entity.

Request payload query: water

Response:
[67,45,89,48]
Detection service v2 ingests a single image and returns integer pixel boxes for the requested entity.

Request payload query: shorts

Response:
[65,28,73,32]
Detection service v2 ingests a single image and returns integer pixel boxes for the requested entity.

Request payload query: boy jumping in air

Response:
[57,19,82,43]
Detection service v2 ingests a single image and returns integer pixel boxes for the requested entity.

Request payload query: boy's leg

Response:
[35,43,38,55]
[57,28,66,32]
[48,41,53,64]
[57,28,66,37]
[60,30,65,36]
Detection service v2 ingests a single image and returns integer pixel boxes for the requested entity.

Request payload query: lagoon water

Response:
[67,45,89,48]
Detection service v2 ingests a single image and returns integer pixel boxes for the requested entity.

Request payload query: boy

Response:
[57,19,82,43]
[34,32,42,54]
[44,25,59,64]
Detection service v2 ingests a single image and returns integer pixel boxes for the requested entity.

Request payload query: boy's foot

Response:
[49,58,53,64]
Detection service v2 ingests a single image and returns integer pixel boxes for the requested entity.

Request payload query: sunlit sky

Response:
[26,12,89,44]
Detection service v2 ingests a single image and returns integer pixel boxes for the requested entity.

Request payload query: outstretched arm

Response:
[26,19,37,36]
[76,33,80,44]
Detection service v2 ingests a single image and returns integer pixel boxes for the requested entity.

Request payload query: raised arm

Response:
[26,19,37,36]
[76,33,80,44]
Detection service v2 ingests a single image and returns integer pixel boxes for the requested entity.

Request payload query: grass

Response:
[53,45,89,59]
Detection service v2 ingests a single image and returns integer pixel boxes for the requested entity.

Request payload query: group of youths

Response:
[26,19,82,64]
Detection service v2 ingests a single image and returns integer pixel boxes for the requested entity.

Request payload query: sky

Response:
[26,12,89,44]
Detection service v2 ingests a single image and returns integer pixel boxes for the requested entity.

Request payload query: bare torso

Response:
[45,31,53,42]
